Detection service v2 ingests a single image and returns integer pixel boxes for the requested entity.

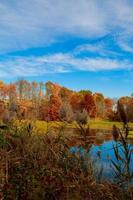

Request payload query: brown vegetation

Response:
[0,122,131,200]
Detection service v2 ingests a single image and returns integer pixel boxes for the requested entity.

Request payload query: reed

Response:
[112,101,133,199]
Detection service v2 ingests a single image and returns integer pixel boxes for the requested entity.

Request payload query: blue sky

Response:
[0,0,133,97]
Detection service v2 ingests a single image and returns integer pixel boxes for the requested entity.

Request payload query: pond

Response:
[70,130,133,184]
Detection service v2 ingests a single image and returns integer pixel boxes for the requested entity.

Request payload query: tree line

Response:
[0,80,133,122]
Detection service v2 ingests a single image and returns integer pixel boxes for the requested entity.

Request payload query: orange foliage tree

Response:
[82,94,96,118]
[104,98,113,119]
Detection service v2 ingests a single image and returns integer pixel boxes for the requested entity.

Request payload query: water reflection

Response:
[70,131,133,182]
[90,140,133,181]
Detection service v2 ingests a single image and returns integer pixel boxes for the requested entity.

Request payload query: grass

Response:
[90,119,133,130]
[90,119,122,130]
[11,119,133,139]
[90,119,133,139]
[35,119,133,139]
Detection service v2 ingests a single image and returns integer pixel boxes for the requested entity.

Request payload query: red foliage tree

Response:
[104,98,113,119]
[70,93,83,111]
[82,94,96,118]
[41,94,61,121]
[48,94,61,121]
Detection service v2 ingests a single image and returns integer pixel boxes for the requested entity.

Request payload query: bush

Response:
[59,102,74,123]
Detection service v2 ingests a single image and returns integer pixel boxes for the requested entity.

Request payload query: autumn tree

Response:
[0,100,5,120]
[30,81,44,118]
[82,93,96,118]
[70,93,83,112]
[78,90,92,95]
[43,82,62,121]
[59,87,73,103]
[94,93,105,118]
[44,94,61,121]
[0,81,8,100]
[59,102,74,123]
[7,83,18,120]
[16,80,31,100]
[119,96,133,122]
[104,98,113,119]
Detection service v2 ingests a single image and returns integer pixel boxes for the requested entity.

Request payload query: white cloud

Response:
[0,55,70,77]
[0,0,133,76]
[0,0,107,53]
[118,40,133,53]
[117,33,133,53]
[75,43,103,53]
[0,53,132,78]
[74,42,122,57]
[0,0,133,53]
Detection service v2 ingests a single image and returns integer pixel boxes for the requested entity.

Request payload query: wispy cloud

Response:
[0,0,133,78]
[0,53,132,78]
[117,34,133,53]
[0,55,70,77]
[0,0,133,53]
[0,0,107,53]
[74,42,122,57]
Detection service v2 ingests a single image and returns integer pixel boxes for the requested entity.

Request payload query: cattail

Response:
[112,125,119,140]
[117,101,127,125]
[27,122,33,136]
[84,125,90,136]
[97,150,101,159]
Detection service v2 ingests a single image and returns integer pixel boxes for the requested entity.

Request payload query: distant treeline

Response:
[0,80,132,122]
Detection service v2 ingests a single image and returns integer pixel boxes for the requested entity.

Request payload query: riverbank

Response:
[89,119,133,139]
[12,119,133,139]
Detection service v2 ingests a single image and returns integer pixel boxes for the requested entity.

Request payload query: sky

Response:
[0,0,133,97]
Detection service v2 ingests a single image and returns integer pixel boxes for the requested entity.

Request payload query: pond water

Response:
[70,131,133,183]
